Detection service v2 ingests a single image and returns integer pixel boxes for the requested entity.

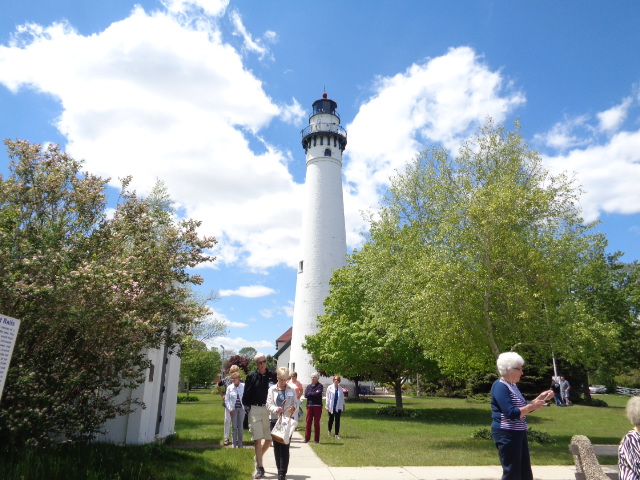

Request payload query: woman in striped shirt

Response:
[491,352,554,480]
[619,396,640,480]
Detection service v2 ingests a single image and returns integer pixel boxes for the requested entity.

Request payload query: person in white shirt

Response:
[224,372,245,448]
[325,375,346,440]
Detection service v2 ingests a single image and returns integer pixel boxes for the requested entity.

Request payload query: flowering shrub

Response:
[0,140,216,447]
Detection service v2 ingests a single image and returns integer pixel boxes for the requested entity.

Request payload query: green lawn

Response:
[311,395,630,466]
[0,390,631,479]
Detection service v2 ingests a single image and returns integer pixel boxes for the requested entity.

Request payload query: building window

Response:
[324,148,331,157]
[298,260,303,273]
[149,363,155,382]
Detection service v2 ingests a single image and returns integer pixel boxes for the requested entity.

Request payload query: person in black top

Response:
[242,353,277,479]
[304,372,324,443]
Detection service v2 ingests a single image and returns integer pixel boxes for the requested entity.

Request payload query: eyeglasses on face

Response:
[512,367,523,371]
[257,360,266,365]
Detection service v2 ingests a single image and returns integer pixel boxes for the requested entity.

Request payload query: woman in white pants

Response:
[225,372,246,448]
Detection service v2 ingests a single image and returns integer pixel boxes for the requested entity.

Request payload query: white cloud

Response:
[342,46,526,245]
[229,10,270,59]
[209,336,273,352]
[0,11,551,273]
[219,285,277,298]
[0,5,302,270]
[543,130,640,222]
[282,300,294,318]
[259,301,294,319]
[162,0,229,17]
[206,307,248,328]
[533,115,591,151]
[279,97,306,126]
[597,97,633,133]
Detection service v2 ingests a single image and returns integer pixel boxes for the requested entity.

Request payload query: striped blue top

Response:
[619,428,640,480]
[491,378,528,431]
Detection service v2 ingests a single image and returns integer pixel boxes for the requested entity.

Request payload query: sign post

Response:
[0,313,21,399]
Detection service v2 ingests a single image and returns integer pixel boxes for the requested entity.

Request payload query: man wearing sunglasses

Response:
[242,353,277,479]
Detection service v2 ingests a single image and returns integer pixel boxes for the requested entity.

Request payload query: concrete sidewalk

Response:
[259,430,584,480]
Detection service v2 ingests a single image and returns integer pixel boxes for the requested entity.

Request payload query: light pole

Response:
[220,345,225,379]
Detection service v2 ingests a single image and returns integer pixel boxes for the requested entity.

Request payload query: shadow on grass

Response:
[0,443,251,480]
[346,406,490,426]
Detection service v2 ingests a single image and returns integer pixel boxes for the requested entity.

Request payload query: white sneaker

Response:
[327,430,331,437]
[335,435,341,440]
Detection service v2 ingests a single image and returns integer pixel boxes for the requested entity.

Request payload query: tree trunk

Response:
[354,378,360,398]
[394,378,403,408]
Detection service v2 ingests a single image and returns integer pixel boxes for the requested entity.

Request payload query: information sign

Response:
[0,314,21,398]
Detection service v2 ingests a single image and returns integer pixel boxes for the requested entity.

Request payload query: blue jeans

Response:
[492,428,533,480]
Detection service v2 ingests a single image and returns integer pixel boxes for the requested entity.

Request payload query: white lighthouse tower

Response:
[289,93,348,383]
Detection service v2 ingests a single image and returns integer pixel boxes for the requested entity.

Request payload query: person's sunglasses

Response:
[257,360,266,365]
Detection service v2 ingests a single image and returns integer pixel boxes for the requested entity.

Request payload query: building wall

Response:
[96,346,180,444]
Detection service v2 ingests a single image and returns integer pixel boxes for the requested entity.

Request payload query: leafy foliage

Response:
[472,427,555,444]
[369,120,620,374]
[376,406,421,418]
[180,348,220,392]
[225,354,252,375]
[0,140,216,447]
[176,395,200,404]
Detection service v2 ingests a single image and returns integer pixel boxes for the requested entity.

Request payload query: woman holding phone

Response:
[491,352,554,480]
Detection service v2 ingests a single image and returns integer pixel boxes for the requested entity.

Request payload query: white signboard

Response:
[0,314,21,398]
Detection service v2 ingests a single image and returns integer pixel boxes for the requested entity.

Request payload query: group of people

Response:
[216,353,346,480]
[491,351,640,480]
[218,350,639,480]
[550,375,571,406]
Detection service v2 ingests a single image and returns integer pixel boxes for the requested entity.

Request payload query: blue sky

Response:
[1,0,640,357]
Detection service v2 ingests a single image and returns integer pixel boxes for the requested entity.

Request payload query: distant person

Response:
[325,375,346,440]
[560,376,572,406]
[491,352,554,480]
[304,372,324,443]
[242,354,277,479]
[288,371,303,426]
[225,372,245,448]
[288,371,303,399]
[267,367,300,480]
[217,364,240,446]
[551,377,565,407]
[618,396,640,480]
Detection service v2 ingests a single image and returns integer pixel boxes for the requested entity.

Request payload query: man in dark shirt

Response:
[242,353,277,479]
[304,372,324,443]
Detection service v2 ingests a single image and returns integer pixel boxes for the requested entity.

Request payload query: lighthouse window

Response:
[298,260,303,273]
[324,148,331,157]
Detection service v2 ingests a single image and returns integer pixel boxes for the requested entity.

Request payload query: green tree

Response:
[180,347,220,394]
[305,242,438,408]
[239,347,257,359]
[369,120,617,375]
[0,140,216,447]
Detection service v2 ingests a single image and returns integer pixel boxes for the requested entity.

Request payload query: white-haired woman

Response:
[619,396,640,480]
[491,352,554,480]
[266,367,300,480]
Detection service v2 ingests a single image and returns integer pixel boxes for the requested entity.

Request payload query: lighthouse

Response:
[289,93,348,384]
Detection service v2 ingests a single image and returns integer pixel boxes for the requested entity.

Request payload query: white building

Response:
[96,345,181,444]
[287,93,348,385]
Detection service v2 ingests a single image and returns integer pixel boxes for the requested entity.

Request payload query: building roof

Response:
[276,326,292,343]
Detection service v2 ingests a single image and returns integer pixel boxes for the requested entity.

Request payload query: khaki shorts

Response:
[248,406,272,441]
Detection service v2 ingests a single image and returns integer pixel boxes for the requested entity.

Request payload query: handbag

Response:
[270,412,297,445]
